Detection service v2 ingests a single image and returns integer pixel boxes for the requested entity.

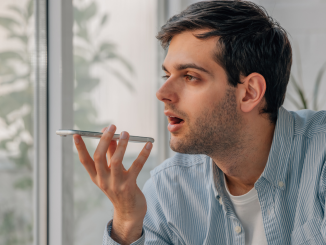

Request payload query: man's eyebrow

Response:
[162,63,213,77]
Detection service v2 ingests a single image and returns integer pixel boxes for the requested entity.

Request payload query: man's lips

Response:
[167,119,185,132]
[164,111,185,132]
[164,111,184,121]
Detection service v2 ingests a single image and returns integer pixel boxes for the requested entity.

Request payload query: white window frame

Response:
[47,0,74,244]
[33,0,48,244]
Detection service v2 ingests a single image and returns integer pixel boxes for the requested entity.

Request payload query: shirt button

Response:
[219,197,223,205]
[278,181,284,187]
[235,226,241,234]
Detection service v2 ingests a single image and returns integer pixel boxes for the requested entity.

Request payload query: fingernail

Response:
[74,136,80,144]
[106,124,115,133]
[120,131,128,140]
[146,142,152,150]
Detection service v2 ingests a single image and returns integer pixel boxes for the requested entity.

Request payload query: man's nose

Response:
[156,78,178,104]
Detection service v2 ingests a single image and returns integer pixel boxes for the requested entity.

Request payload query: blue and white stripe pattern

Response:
[103,106,326,244]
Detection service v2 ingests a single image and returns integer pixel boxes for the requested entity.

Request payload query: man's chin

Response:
[169,136,183,153]
[169,135,192,154]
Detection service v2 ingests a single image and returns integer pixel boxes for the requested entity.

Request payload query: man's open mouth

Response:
[169,116,184,125]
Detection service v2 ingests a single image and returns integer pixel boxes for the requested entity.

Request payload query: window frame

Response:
[47,0,74,244]
[33,0,49,244]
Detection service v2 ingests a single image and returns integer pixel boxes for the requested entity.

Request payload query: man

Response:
[74,1,326,244]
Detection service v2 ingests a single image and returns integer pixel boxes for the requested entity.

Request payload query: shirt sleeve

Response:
[102,219,145,245]
[319,160,326,241]
[102,178,177,245]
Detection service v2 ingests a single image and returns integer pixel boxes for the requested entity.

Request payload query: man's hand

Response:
[73,124,153,244]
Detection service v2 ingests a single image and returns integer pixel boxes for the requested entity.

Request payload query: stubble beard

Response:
[170,87,243,159]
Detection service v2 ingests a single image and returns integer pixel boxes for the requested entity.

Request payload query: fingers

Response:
[129,142,152,179]
[73,134,97,178]
[110,131,129,176]
[93,124,116,176]
[107,140,117,159]
[107,140,117,168]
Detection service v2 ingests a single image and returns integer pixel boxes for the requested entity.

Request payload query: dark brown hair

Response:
[157,0,292,123]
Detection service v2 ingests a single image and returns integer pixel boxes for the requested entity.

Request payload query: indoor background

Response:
[0,0,325,245]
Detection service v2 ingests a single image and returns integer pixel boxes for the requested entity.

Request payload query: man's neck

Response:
[211,119,275,196]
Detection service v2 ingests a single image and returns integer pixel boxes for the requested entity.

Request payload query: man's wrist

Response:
[111,218,143,245]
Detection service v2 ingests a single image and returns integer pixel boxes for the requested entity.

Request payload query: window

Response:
[72,0,159,243]
[0,0,35,244]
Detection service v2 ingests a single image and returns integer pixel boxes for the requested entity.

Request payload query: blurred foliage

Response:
[73,0,134,242]
[0,0,34,244]
[0,0,134,244]
[287,53,326,110]
[73,0,134,131]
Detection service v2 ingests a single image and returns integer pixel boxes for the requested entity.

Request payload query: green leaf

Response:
[0,51,25,62]
[0,62,16,75]
[27,0,34,19]
[8,5,24,17]
[82,2,97,21]
[0,16,20,30]
[74,2,97,28]
[14,177,33,190]
[104,66,135,92]
[286,93,302,110]
[290,74,308,109]
[0,93,30,116]
[100,14,108,27]
[313,61,326,111]
[74,6,85,29]
[76,27,89,42]
[99,42,115,52]
[10,141,32,170]
[95,43,134,74]
[8,33,28,44]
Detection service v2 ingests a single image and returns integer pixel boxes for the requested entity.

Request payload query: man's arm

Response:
[102,178,178,245]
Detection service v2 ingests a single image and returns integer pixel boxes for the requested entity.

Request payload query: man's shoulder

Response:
[150,153,209,177]
[290,109,326,137]
[143,153,212,216]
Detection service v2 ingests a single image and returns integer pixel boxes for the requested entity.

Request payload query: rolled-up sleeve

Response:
[102,219,145,245]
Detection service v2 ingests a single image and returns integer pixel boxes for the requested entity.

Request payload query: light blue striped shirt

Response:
[103,107,326,244]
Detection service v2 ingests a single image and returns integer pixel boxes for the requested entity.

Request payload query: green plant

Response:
[73,0,134,241]
[286,53,326,110]
[0,1,34,244]
[73,1,134,131]
[0,0,134,244]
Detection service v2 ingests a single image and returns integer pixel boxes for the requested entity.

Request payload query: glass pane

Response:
[73,0,158,244]
[0,0,34,244]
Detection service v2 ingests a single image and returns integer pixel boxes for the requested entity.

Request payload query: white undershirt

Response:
[224,175,268,245]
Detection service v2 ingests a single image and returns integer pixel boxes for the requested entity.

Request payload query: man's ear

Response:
[239,73,266,113]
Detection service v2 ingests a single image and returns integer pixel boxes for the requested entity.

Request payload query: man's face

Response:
[156,30,242,156]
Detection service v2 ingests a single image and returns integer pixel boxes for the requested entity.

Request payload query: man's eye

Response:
[162,75,170,80]
[185,75,198,81]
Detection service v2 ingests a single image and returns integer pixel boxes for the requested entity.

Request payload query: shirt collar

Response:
[210,106,294,197]
[257,106,294,190]
[211,157,222,198]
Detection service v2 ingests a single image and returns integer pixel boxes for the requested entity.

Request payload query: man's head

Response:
[156,0,292,156]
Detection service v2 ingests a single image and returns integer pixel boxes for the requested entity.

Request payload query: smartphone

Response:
[56,129,154,143]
